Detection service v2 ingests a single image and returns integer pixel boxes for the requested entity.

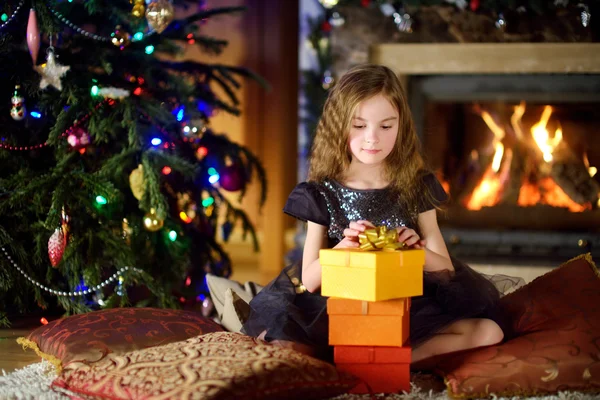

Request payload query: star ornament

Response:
[34,51,70,91]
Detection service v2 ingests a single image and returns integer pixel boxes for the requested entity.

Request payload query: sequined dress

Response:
[242,173,509,361]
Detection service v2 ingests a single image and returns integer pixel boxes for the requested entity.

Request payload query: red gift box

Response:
[334,345,411,394]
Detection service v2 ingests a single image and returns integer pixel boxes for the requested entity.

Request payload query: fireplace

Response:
[410,74,600,263]
[372,44,600,264]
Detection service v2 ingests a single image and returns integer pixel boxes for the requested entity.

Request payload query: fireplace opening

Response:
[410,74,600,264]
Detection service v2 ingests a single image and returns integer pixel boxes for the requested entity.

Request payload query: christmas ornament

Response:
[48,208,69,268]
[48,227,66,267]
[97,87,130,99]
[67,126,91,150]
[122,218,133,244]
[220,164,246,192]
[131,0,145,18]
[361,0,370,7]
[321,20,332,33]
[10,85,26,121]
[145,0,175,34]
[470,0,480,12]
[579,3,591,28]
[129,164,145,200]
[318,0,339,9]
[322,70,334,90]
[393,10,413,33]
[495,13,506,30]
[26,9,40,64]
[111,26,131,50]
[329,11,345,27]
[34,48,70,91]
[380,3,413,33]
[143,208,164,232]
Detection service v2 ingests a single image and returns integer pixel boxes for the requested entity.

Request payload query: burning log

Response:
[551,162,599,206]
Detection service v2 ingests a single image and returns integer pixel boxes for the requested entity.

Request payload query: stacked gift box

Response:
[320,233,425,394]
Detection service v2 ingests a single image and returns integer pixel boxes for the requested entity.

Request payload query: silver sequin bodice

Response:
[317,180,414,242]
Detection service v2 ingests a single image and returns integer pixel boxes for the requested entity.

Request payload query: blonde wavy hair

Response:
[308,63,431,214]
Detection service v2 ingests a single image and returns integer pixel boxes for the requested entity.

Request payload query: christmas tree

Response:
[0,0,266,327]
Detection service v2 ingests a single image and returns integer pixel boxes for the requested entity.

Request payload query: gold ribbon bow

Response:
[358,226,405,252]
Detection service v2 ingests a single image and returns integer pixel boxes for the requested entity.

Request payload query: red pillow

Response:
[17,307,223,371]
[435,254,600,398]
[53,332,358,400]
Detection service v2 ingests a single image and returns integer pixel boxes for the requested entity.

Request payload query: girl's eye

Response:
[353,125,366,129]
[381,126,392,130]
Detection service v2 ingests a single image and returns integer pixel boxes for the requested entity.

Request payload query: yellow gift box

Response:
[320,247,424,301]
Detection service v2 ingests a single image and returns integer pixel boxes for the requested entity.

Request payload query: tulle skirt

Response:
[241,257,524,362]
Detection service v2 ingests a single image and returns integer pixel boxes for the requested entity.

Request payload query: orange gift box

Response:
[328,297,410,347]
[334,345,411,394]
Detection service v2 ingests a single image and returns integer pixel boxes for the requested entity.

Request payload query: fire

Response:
[518,178,590,213]
[511,101,526,140]
[466,166,503,210]
[531,106,562,163]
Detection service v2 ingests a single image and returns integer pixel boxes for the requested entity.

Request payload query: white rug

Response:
[1,362,597,400]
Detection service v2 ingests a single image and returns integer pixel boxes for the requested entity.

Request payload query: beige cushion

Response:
[206,274,263,321]
[220,288,252,333]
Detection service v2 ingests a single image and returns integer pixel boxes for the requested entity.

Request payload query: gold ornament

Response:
[146,0,175,34]
[122,218,133,244]
[111,26,131,49]
[143,208,164,232]
[129,164,145,200]
[132,0,145,18]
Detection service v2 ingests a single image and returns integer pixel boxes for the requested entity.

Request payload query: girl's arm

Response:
[418,209,454,272]
[301,222,328,293]
[301,221,361,293]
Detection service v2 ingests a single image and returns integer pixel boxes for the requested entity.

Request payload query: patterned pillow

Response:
[53,331,357,400]
[17,307,223,372]
[435,253,600,398]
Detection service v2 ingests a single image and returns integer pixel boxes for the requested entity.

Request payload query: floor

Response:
[0,236,555,375]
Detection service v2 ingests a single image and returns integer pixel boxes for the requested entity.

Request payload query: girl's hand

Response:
[396,226,427,249]
[342,220,375,243]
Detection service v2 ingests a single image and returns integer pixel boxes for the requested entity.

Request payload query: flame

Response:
[466,167,503,210]
[583,153,597,178]
[531,106,562,162]
[511,101,526,140]
[518,178,590,212]
[491,142,504,173]
[480,111,505,142]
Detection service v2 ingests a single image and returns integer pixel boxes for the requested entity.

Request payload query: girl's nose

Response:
[363,129,379,144]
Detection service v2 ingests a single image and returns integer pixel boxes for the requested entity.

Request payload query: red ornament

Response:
[361,0,370,7]
[67,126,91,150]
[219,164,246,192]
[470,0,480,12]
[321,21,332,33]
[48,226,67,267]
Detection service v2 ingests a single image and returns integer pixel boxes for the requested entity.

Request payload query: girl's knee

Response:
[472,319,503,347]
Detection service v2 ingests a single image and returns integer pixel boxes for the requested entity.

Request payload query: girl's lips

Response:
[362,149,381,154]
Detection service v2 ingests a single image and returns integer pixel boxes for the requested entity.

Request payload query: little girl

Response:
[242,64,509,368]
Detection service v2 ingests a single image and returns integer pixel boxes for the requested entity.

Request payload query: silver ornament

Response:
[393,11,413,33]
[34,48,70,91]
[330,11,345,27]
[495,13,507,30]
[322,70,335,90]
[578,3,591,27]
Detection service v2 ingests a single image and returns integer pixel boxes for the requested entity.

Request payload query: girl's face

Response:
[348,94,399,167]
